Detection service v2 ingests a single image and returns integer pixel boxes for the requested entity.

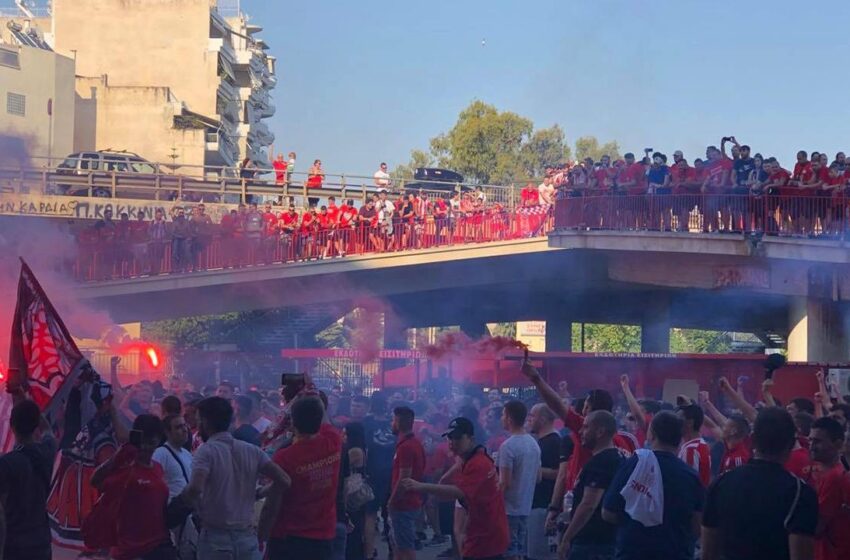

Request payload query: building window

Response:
[0,46,20,69]
[6,92,26,116]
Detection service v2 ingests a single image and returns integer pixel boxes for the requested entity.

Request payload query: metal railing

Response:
[553,189,850,238]
[0,158,520,208]
[72,208,553,282]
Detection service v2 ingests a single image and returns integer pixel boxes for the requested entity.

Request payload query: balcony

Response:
[206,129,238,167]
[247,121,274,147]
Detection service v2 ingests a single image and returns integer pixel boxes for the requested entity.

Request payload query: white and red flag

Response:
[1,259,86,452]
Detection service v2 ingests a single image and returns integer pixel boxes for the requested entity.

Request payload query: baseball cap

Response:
[442,417,474,439]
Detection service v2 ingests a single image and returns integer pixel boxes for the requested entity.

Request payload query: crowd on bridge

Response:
[73,185,552,281]
[4,352,850,560]
[547,137,850,235]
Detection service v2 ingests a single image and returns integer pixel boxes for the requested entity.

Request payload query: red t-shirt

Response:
[271,423,343,540]
[340,206,358,227]
[768,168,791,186]
[455,448,509,559]
[679,437,712,487]
[793,161,812,182]
[719,438,751,474]
[108,462,170,560]
[326,205,341,227]
[300,213,314,233]
[521,187,538,205]
[390,433,426,511]
[262,212,278,235]
[594,167,616,190]
[317,213,331,230]
[705,158,733,187]
[784,446,811,478]
[692,166,708,183]
[273,160,287,184]
[279,211,299,231]
[619,163,647,189]
[670,165,695,185]
[811,463,850,560]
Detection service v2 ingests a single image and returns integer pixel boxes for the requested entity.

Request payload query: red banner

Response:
[5,260,85,442]
[281,348,424,360]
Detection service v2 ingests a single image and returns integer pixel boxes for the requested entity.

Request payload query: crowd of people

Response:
[546,138,850,235]
[3,352,850,560]
[73,187,551,281]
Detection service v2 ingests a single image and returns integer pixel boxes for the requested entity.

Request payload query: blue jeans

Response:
[566,543,615,560]
[390,508,421,551]
[506,515,529,556]
[331,521,348,560]
[197,527,261,560]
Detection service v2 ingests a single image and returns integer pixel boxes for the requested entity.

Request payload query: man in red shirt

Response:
[616,153,647,194]
[399,417,509,560]
[278,204,300,261]
[521,183,539,207]
[593,155,616,191]
[807,417,850,560]
[388,406,426,560]
[338,199,358,255]
[521,362,634,491]
[323,196,343,259]
[273,152,287,185]
[791,150,811,185]
[269,396,342,560]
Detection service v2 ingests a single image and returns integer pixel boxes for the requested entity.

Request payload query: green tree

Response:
[429,100,533,184]
[574,136,621,163]
[520,125,572,178]
[488,322,517,339]
[392,149,434,182]
[572,323,641,352]
[670,329,733,354]
[143,312,260,348]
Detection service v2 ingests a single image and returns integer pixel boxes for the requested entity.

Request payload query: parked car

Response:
[404,167,469,193]
[55,150,160,197]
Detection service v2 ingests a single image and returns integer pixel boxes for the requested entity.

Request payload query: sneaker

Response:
[426,535,448,546]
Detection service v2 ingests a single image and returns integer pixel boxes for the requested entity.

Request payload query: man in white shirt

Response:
[377,189,396,244]
[538,177,555,206]
[374,162,391,188]
[153,413,193,500]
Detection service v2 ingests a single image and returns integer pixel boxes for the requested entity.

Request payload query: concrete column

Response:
[641,297,671,353]
[787,297,849,362]
[459,320,488,340]
[546,316,573,352]
[383,311,408,350]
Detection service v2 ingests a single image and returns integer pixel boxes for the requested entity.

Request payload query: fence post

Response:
[111,171,117,198]
[241,178,247,204]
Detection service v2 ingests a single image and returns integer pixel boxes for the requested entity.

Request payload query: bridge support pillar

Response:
[459,320,488,340]
[384,311,409,350]
[641,296,671,353]
[546,316,573,352]
[788,297,849,362]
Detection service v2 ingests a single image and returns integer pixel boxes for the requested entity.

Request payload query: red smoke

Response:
[424,332,527,360]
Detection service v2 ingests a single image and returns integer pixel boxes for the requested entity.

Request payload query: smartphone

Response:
[129,429,143,447]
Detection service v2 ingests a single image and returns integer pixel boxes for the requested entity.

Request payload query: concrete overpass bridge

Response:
[74,228,850,362]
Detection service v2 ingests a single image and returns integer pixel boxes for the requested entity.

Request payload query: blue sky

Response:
[243,0,850,178]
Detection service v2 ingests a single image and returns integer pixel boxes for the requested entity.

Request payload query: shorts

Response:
[366,475,390,513]
[390,508,421,551]
[506,515,528,557]
[527,508,557,560]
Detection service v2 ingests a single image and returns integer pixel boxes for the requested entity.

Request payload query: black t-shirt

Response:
[702,459,818,560]
[363,415,396,479]
[532,432,563,509]
[733,157,755,186]
[232,424,261,447]
[571,447,625,546]
[0,437,57,557]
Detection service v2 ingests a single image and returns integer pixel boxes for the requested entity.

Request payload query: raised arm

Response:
[761,378,777,408]
[620,374,648,435]
[521,360,570,422]
[719,377,757,423]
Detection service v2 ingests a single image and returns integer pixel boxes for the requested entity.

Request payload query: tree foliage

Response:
[574,136,621,163]
[143,312,258,349]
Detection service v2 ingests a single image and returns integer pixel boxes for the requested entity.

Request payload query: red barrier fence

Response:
[74,207,553,282]
[554,190,850,237]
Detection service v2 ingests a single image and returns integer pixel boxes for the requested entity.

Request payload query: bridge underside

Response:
[77,234,850,361]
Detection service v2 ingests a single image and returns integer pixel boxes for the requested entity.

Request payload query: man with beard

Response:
[806,417,850,560]
[398,417,509,560]
[387,406,426,560]
[557,411,624,560]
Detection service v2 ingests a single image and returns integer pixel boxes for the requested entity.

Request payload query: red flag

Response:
[3,259,85,450]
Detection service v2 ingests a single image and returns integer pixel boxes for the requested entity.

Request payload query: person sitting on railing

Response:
[374,162,391,189]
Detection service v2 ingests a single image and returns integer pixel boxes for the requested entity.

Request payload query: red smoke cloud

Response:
[424,332,527,360]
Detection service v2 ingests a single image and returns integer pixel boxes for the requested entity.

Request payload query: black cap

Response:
[442,417,474,439]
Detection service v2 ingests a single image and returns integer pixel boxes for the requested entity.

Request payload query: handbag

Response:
[344,472,375,513]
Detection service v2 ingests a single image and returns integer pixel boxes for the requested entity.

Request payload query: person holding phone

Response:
[90,414,176,560]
